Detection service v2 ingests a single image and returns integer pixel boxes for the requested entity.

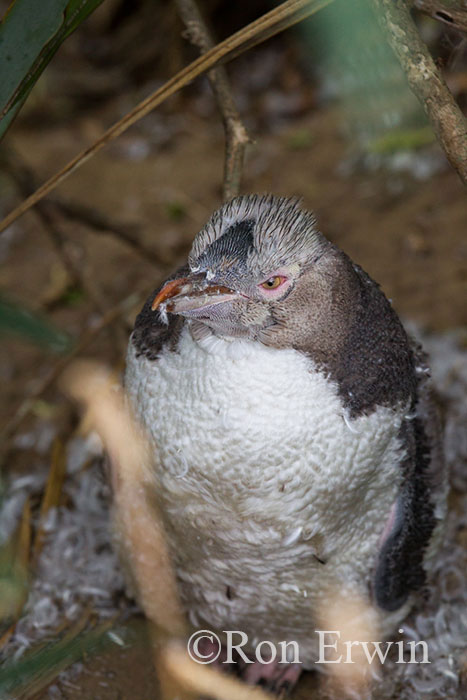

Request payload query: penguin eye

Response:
[260,276,286,290]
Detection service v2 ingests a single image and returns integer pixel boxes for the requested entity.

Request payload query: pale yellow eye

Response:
[261,276,283,290]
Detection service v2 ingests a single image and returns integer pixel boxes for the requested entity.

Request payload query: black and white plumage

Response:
[125,195,447,670]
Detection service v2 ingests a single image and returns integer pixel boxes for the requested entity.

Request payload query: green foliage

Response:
[0,0,105,139]
[0,622,111,695]
[369,126,435,155]
[165,200,187,221]
[0,294,71,352]
[59,284,86,306]
[304,0,426,149]
[286,128,315,150]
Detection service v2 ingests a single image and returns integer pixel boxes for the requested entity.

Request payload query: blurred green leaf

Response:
[0,294,72,352]
[369,126,435,155]
[0,0,105,139]
[0,618,112,695]
[59,284,86,306]
[305,0,426,149]
[286,128,314,150]
[165,200,187,221]
[0,498,30,627]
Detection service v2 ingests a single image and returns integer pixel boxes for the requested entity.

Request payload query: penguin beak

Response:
[151,274,241,316]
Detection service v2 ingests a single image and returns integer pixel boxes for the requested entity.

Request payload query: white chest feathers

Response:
[125,325,407,651]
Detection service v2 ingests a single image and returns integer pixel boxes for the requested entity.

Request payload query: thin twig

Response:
[371,0,467,185]
[33,204,129,354]
[2,151,129,352]
[36,207,109,315]
[176,0,250,201]
[0,0,333,234]
[0,290,144,455]
[6,156,94,299]
[0,146,171,266]
[3,154,125,352]
[52,199,165,265]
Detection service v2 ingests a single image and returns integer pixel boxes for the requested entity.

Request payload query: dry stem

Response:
[0,0,333,234]
[371,0,467,185]
[62,361,190,700]
[62,361,188,637]
[33,438,67,558]
[176,0,250,202]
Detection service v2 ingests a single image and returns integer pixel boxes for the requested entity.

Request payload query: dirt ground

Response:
[0,19,466,699]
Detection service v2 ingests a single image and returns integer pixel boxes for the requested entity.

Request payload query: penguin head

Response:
[151,194,353,346]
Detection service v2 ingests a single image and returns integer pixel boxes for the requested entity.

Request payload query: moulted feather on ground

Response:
[0,436,126,663]
[0,328,465,698]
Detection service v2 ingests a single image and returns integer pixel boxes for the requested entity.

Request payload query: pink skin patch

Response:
[195,638,303,694]
[194,637,237,672]
[379,501,398,547]
[257,268,294,300]
[241,658,303,694]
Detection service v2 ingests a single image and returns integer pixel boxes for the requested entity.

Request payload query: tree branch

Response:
[412,0,467,34]
[175,0,250,202]
[371,0,467,185]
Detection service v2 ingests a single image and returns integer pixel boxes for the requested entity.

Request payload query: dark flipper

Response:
[373,344,446,612]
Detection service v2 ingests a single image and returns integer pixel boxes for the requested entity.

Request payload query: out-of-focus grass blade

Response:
[0,612,117,697]
[0,497,30,628]
[0,295,72,352]
[0,0,104,140]
[33,438,66,557]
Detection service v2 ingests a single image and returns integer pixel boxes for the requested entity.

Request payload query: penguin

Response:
[124,194,447,690]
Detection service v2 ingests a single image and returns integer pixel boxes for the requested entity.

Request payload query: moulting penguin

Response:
[125,194,447,691]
